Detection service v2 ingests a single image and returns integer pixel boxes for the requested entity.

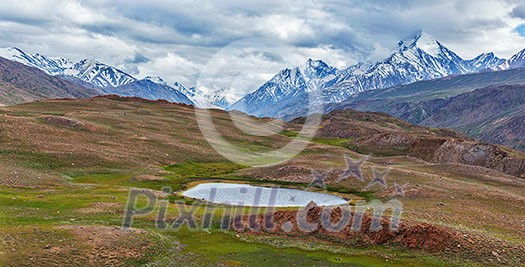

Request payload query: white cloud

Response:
[0,0,524,96]
[137,52,203,86]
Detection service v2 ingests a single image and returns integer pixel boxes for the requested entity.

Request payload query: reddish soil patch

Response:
[234,202,459,252]
[232,202,525,265]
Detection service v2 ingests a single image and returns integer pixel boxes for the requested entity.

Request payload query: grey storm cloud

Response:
[121,53,150,75]
[511,4,525,19]
[125,53,150,64]
[0,0,524,94]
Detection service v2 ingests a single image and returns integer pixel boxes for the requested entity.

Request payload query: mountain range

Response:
[0,31,524,150]
[229,31,524,119]
[328,67,525,150]
[0,47,196,106]
[0,57,99,105]
[2,31,525,114]
[0,47,136,88]
[228,58,337,116]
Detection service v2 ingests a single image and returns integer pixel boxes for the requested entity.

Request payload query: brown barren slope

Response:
[0,57,99,105]
[289,109,525,178]
[0,96,524,266]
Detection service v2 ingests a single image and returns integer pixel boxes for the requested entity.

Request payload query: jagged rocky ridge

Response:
[230,31,513,118]
[0,47,197,105]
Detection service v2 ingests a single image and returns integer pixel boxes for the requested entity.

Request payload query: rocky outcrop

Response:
[357,133,525,177]
[300,108,525,178]
[433,140,525,177]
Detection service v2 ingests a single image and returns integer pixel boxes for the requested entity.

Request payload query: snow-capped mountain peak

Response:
[70,59,136,88]
[509,48,525,61]
[398,30,442,57]
[228,59,338,115]
[0,46,234,107]
[498,48,525,70]
[174,83,235,109]
[467,52,505,71]
[271,67,302,86]
[319,31,471,103]
[0,47,73,75]
[0,46,235,108]
[300,58,338,82]
[231,30,511,118]
[144,76,168,86]
[302,58,329,71]
[0,47,135,88]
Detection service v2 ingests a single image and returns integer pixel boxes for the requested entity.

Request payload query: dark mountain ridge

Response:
[0,57,98,105]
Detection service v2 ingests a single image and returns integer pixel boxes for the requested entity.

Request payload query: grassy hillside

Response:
[0,96,524,266]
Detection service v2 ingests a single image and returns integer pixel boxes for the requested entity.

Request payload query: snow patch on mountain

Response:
[230,31,515,118]
[0,47,73,76]
[498,48,525,70]
[0,47,136,88]
[398,31,442,58]
[179,84,238,109]
[228,59,338,116]
[144,76,168,86]
[69,59,136,88]
[466,52,505,72]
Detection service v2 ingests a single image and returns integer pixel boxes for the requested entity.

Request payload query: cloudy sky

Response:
[1,0,525,97]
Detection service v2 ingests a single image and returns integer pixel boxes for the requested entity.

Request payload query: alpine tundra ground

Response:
[0,96,524,266]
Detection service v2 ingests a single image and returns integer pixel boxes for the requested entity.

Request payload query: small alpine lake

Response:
[182,182,349,207]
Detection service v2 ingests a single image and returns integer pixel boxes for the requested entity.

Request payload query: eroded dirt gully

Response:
[232,202,524,265]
